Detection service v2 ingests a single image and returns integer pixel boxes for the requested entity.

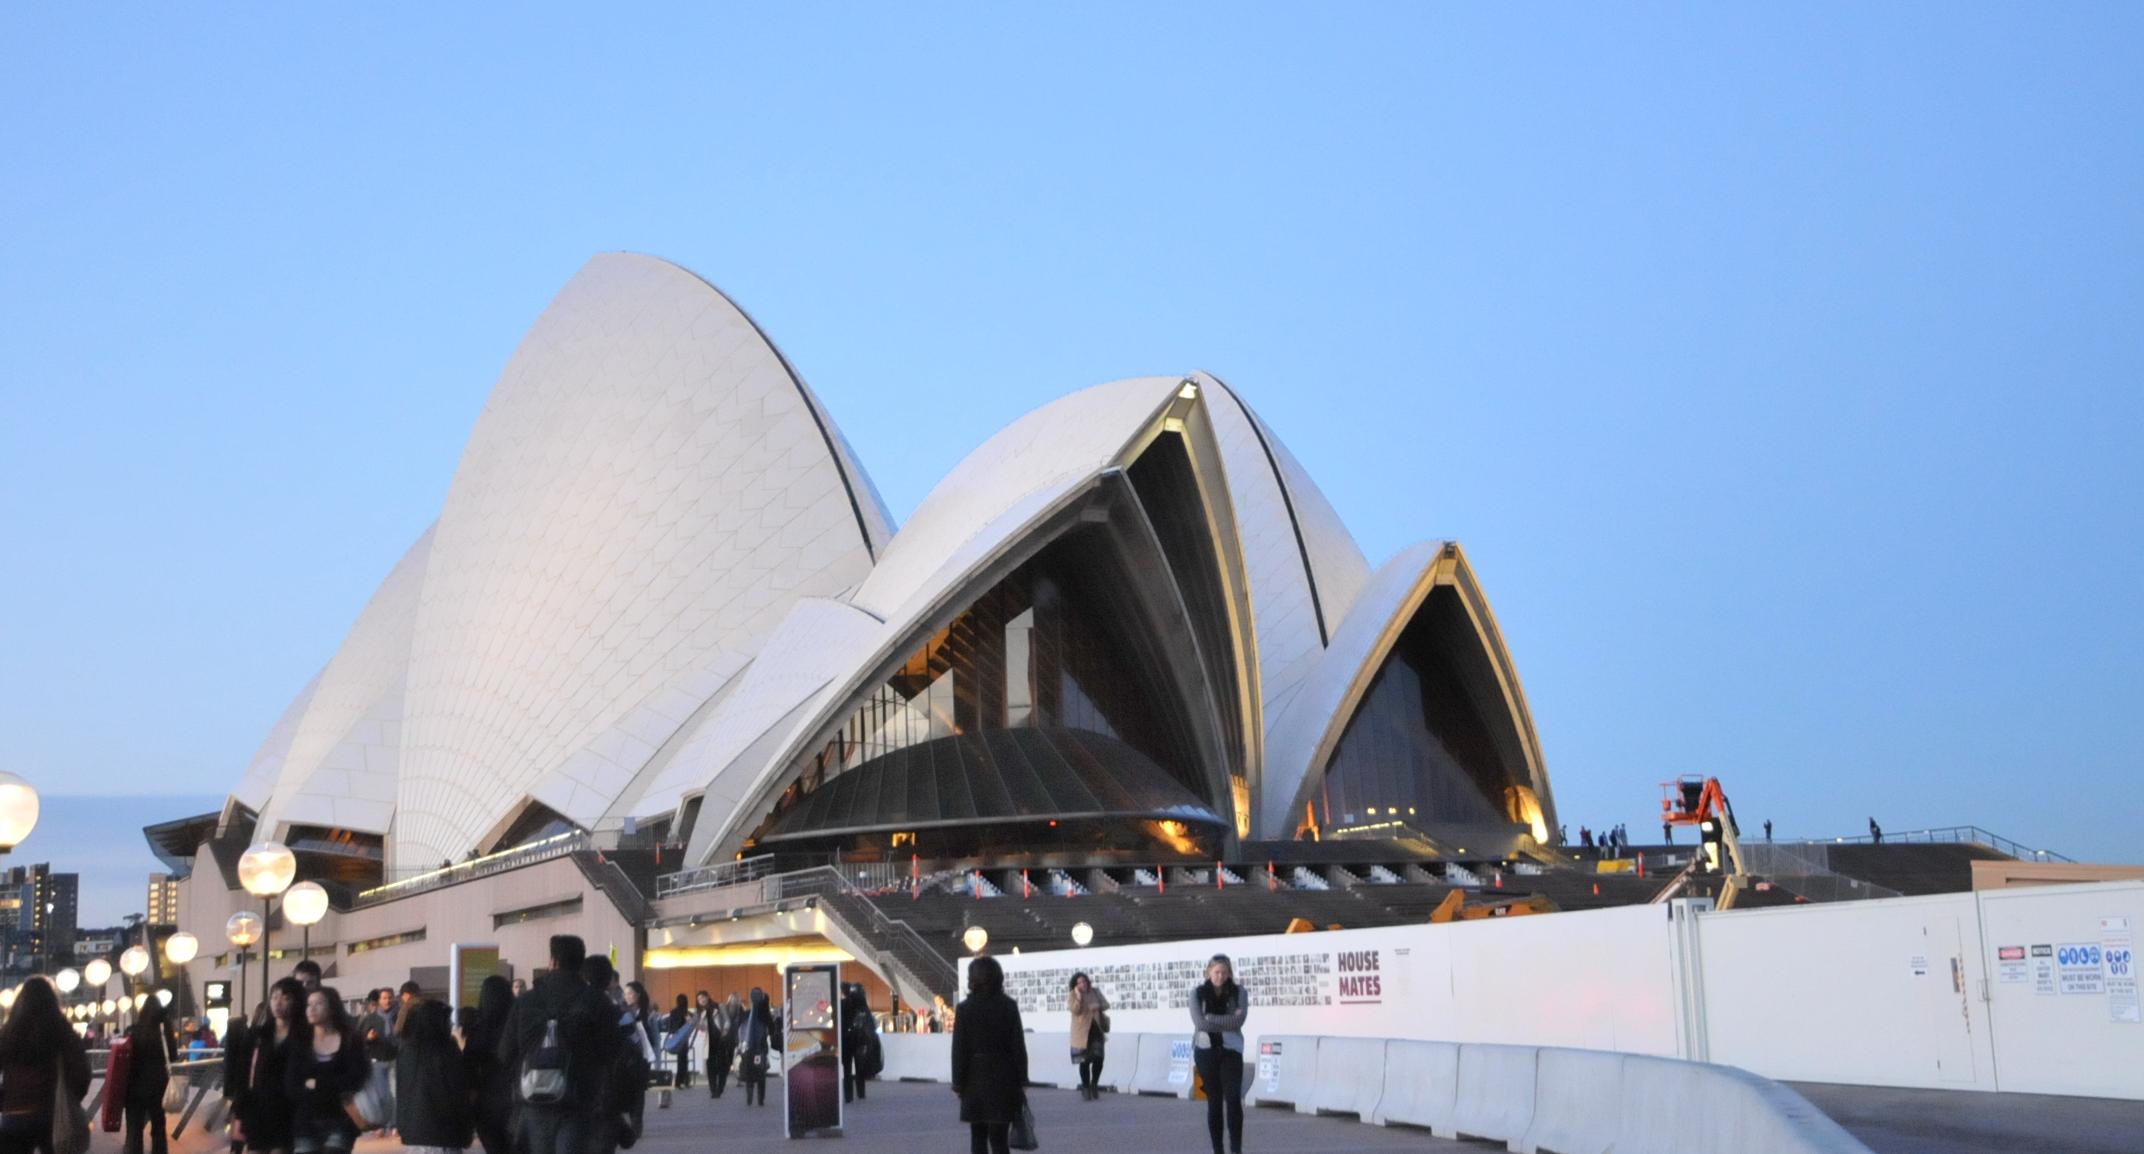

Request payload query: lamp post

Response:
[227,911,263,1021]
[119,946,149,1028]
[0,771,39,854]
[238,842,296,1014]
[283,881,328,961]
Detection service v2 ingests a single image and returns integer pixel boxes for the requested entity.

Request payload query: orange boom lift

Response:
[1652,775,1753,909]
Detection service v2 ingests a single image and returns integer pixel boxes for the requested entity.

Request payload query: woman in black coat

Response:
[125,996,180,1154]
[239,978,307,1154]
[283,986,370,1154]
[736,989,774,1108]
[459,976,515,1154]
[950,956,1027,1154]
[394,1002,472,1152]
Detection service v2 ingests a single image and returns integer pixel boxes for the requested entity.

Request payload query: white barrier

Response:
[878,1033,951,1082]
[1452,1043,1539,1145]
[1098,1031,1145,1094]
[878,1029,1866,1154]
[1370,1040,1459,1135]
[1519,1047,1621,1154]
[1131,1032,1194,1098]
[1026,1031,1081,1089]
[1308,1036,1385,1119]
[1245,1034,1319,1109]
[1615,1054,1866,1154]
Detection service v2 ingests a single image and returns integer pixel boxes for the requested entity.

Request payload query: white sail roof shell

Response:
[388,253,889,866]
[219,256,1549,869]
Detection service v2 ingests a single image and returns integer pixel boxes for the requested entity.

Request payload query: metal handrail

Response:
[775,867,960,996]
[353,829,589,907]
[654,853,780,898]
[1814,825,2071,862]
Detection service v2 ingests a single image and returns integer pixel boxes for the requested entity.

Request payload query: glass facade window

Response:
[779,526,1219,830]
[1318,586,1527,834]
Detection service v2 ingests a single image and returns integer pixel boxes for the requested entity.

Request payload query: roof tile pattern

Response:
[391,254,882,866]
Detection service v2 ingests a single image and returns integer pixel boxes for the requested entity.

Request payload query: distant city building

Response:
[148,873,180,927]
[0,864,79,973]
[74,928,124,961]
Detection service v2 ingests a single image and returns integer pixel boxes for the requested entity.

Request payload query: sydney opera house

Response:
[148,252,1569,1008]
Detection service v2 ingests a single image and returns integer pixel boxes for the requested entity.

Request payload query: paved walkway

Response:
[1790,1081,2144,1154]
[395,1081,1467,1154]
[627,1080,1469,1154]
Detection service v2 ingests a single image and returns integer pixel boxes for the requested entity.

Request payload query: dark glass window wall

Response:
[1317,586,1527,833]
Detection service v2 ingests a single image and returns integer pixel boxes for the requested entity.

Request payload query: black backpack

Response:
[519,1017,570,1105]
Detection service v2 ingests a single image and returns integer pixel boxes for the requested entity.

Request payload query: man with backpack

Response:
[498,935,619,1154]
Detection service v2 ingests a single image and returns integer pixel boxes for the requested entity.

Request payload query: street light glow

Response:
[226,910,263,947]
[119,945,150,978]
[84,958,112,986]
[164,931,200,965]
[239,842,297,897]
[0,772,38,850]
[54,967,80,993]
[284,881,329,927]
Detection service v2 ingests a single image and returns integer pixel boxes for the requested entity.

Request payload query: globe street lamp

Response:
[1070,921,1095,947]
[239,842,296,1013]
[227,910,263,1019]
[283,881,328,960]
[84,957,112,988]
[164,931,199,965]
[120,945,150,980]
[0,772,39,853]
[54,967,80,994]
[961,925,989,954]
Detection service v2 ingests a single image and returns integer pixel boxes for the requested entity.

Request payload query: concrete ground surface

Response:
[110,1075,2144,1154]
[1790,1081,2144,1154]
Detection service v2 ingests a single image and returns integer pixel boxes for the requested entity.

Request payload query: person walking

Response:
[285,987,369,1154]
[704,994,739,1100]
[839,985,875,1104]
[1190,954,1247,1154]
[459,977,515,1154]
[124,994,179,1154]
[1764,819,1773,842]
[661,995,694,1090]
[394,1002,472,1154]
[1068,972,1110,1101]
[951,956,1027,1154]
[238,978,307,1154]
[359,990,396,1065]
[0,975,91,1154]
[499,936,620,1154]
[736,990,773,1108]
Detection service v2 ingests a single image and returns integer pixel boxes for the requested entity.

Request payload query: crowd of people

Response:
[0,936,1255,1154]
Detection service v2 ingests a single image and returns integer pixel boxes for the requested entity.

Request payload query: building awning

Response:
[759,727,1225,844]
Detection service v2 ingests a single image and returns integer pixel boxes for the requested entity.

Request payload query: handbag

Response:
[54,1055,92,1154]
[1096,1010,1111,1036]
[348,1063,395,1131]
[1008,1099,1039,1151]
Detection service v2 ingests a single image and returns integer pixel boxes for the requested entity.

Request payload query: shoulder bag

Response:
[53,1055,92,1154]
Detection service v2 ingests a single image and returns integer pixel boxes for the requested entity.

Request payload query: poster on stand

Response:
[783,963,843,1137]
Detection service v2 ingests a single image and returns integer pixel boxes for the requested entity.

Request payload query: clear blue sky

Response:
[3,4,2139,895]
